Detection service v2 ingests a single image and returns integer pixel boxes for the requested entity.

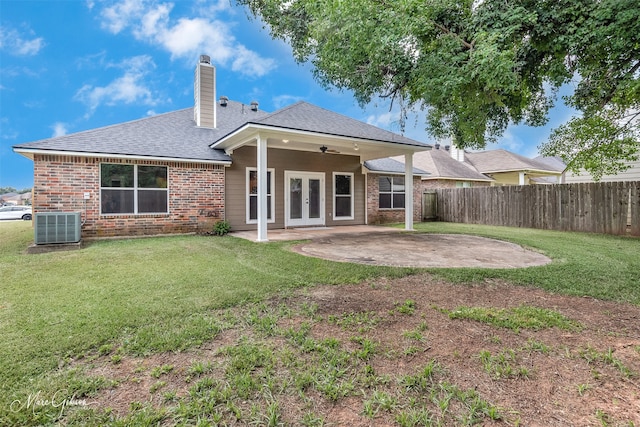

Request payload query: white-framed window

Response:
[100,163,168,215]
[378,176,405,209]
[333,172,354,220]
[246,167,275,223]
[456,181,472,188]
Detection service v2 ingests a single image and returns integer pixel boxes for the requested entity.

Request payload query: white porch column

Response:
[404,152,414,231]
[256,135,268,242]
[519,172,526,185]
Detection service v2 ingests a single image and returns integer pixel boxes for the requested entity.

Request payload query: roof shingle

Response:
[14,100,427,161]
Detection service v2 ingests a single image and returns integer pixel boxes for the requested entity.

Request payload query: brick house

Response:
[13,56,430,242]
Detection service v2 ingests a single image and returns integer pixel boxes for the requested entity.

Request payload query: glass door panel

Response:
[290,178,302,219]
[308,179,320,219]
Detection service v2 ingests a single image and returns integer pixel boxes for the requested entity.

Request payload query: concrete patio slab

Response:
[231,226,551,269]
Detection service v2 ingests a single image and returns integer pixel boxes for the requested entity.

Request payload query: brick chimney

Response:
[194,55,216,128]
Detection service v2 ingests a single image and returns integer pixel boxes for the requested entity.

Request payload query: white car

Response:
[0,205,32,220]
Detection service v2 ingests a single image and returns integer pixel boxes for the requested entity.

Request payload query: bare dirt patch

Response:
[82,274,640,426]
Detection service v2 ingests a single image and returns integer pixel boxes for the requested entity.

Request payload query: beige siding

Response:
[226,146,365,231]
[194,63,215,128]
[564,158,640,183]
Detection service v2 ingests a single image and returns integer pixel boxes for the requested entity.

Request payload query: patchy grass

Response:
[444,305,582,332]
[2,220,639,426]
[0,221,414,425]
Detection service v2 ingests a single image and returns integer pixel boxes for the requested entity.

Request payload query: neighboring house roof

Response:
[363,158,429,176]
[14,100,428,163]
[534,155,566,171]
[465,149,562,174]
[403,148,493,182]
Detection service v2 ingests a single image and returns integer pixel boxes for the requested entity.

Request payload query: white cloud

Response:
[96,0,275,76]
[74,55,160,116]
[100,0,145,34]
[366,112,396,129]
[51,122,68,137]
[0,26,44,56]
[0,118,18,140]
[194,0,231,14]
[493,129,524,152]
[231,46,275,77]
[272,94,304,109]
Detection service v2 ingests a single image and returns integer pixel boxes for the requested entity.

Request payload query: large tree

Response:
[237,0,640,180]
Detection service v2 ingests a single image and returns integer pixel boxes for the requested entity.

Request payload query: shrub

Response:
[213,220,231,236]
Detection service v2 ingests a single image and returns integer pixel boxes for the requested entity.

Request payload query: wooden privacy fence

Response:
[432,181,640,236]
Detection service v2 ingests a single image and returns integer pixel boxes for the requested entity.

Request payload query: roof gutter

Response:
[210,123,431,150]
[482,168,562,175]
[12,148,232,166]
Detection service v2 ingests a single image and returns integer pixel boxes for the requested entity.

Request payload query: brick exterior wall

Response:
[33,155,225,238]
[367,174,422,224]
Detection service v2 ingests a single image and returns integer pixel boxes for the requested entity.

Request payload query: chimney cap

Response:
[199,54,211,64]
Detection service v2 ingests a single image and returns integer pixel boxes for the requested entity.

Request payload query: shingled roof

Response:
[238,101,424,148]
[363,157,429,175]
[14,100,427,162]
[406,148,493,181]
[13,101,269,163]
[465,149,563,174]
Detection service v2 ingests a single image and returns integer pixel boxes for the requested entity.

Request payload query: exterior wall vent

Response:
[34,212,81,245]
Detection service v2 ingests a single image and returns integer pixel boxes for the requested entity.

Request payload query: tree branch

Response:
[433,22,474,51]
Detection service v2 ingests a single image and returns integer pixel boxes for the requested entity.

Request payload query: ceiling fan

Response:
[319,145,340,154]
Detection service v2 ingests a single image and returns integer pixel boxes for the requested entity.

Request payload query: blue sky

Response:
[0,0,574,190]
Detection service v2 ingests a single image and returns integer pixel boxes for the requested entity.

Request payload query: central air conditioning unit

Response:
[34,212,82,245]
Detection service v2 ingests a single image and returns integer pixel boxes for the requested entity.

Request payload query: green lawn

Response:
[1,220,638,425]
[408,222,640,304]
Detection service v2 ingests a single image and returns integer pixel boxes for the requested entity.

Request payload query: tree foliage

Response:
[237,0,640,179]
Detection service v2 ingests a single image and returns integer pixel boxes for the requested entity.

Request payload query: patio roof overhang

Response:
[210,123,431,162]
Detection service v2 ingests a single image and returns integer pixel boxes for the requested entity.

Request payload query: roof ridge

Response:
[254,100,305,122]
[428,151,444,176]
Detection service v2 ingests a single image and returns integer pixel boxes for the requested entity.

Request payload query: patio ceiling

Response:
[211,124,431,162]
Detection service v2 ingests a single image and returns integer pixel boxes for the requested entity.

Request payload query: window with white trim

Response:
[378,176,405,209]
[247,168,275,223]
[456,181,472,188]
[100,164,168,214]
[333,172,354,220]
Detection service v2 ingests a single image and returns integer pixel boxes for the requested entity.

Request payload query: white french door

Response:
[285,171,325,227]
